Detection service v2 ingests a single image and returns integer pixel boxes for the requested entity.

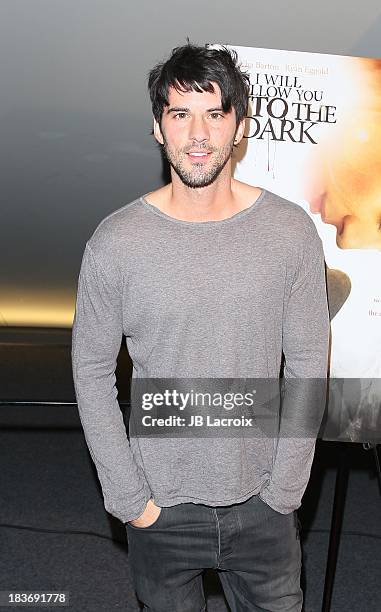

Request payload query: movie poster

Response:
[216,44,381,441]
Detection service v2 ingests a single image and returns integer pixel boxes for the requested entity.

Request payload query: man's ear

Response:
[234,118,246,146]
[153,118,164,145]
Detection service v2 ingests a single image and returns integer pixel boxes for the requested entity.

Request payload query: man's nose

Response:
[337,215,381,250]
[189,116,209,143]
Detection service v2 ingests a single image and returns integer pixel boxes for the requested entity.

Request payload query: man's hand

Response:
[128,498,162,528]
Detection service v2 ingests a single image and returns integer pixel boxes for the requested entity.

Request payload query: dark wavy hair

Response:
[148,43,250,126]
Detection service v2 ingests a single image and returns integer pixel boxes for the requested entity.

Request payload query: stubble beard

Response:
[162,138,236,189]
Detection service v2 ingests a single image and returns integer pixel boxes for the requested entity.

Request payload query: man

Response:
[72,44,330,612]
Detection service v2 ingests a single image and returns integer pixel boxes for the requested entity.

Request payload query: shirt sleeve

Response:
[260,222,330,514]
[71,242,151,523]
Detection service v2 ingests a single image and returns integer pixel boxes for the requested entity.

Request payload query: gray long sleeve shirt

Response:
[71,189,330,523]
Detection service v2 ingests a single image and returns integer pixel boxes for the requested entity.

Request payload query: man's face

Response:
[153,83,244,189]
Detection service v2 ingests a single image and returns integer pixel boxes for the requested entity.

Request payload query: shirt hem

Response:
[150,484,264,508]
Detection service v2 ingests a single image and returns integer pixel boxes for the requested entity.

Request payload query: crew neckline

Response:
[140,188,266,226]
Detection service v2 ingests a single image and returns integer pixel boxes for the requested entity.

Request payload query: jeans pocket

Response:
[127,506,166,530]
[253,494,287,518]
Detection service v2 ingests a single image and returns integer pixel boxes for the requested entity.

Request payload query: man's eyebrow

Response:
[166,107,190,114]
[166,106,225,114]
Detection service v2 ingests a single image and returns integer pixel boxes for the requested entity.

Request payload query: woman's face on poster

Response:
[305,111,381,251]
[305,55,381,251]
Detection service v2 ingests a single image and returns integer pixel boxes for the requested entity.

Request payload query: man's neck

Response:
[169,171,237,222]
[145,172,262,223]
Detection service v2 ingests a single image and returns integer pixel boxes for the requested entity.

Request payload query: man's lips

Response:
[186,151,212,161]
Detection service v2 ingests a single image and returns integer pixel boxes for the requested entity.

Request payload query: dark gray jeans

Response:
[125,494,302,612]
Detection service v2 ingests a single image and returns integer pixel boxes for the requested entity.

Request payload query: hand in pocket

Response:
[128,498,162,528]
